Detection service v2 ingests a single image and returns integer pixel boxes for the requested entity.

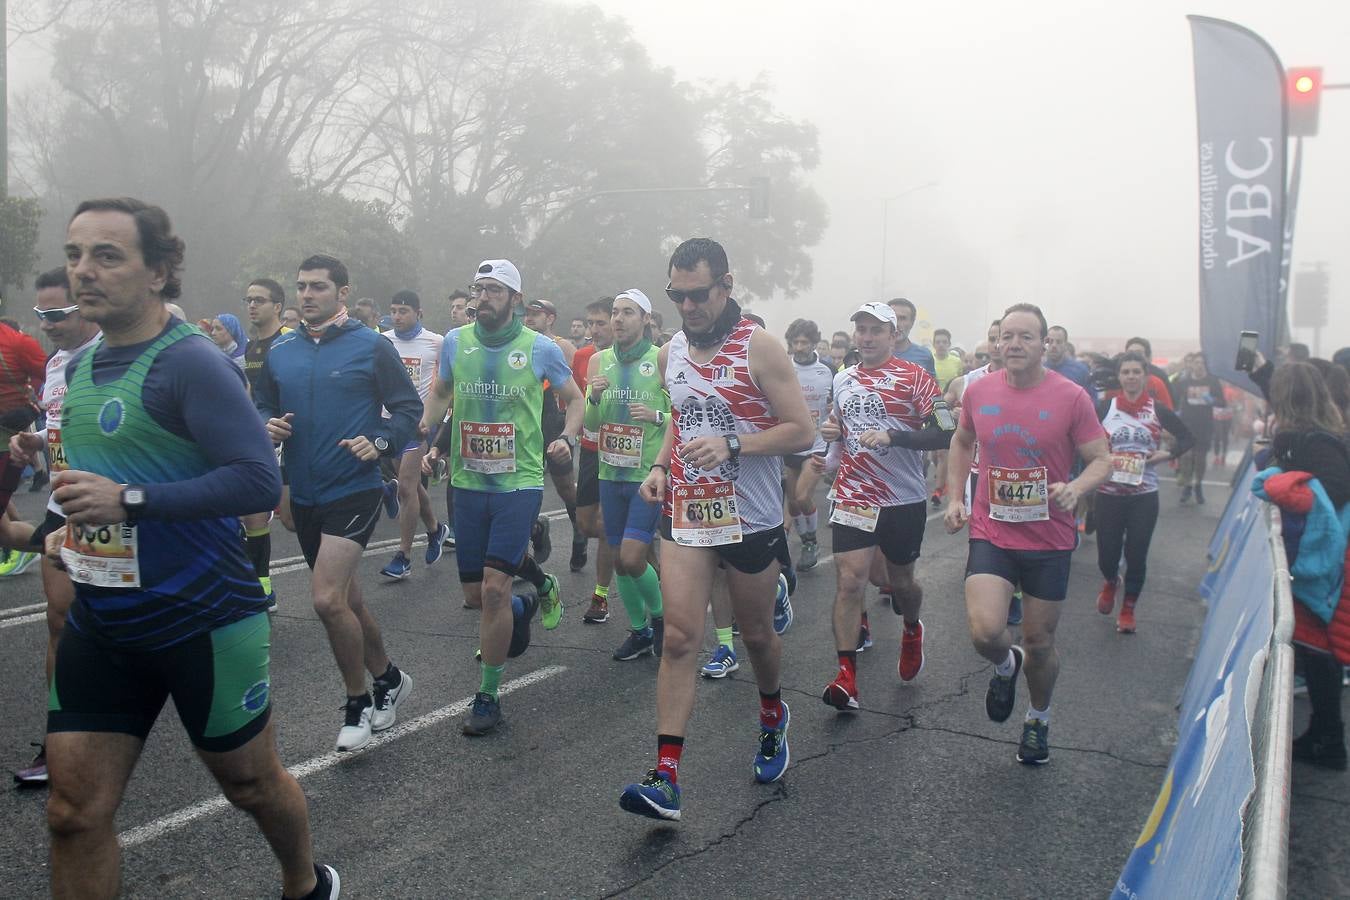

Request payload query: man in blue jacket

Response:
[255,253,422,753]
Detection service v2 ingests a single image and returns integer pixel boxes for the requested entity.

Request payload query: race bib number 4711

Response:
[987,466,1049,523]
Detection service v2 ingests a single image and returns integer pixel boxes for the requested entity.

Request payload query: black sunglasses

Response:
[34,305,81,323]
[665,280,725,305]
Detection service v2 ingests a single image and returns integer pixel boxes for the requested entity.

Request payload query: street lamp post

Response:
[880,180,938,292]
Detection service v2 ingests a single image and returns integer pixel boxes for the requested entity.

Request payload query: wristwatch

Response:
[373,436,390,454]
[562,434,578,450]
[655,410,665,426]
[724,433,741,459]
[121,485,147,522]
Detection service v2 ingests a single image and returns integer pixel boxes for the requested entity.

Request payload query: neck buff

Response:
[474,314,524,348]
[615,337,653,365]
[304,306,349,339]
[394,322,424,342]
[685,297,743,350]
[1115,389,1151,418]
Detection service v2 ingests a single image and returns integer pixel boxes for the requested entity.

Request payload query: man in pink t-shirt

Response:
[943,303,1110,765]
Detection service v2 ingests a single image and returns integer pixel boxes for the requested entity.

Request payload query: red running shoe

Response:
[1117,596,1138,633]
[898,620,925,682]
[822,669,859,710]
[1096,578,1119,615]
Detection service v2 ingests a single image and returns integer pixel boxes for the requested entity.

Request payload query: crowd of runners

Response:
[0,195,1339,897]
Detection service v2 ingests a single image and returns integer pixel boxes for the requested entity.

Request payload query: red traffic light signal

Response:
[1287,66,1322,137]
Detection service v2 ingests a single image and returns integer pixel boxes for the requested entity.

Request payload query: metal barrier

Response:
[1239,505,1295,900]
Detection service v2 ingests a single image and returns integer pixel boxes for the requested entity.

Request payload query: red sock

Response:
[837,651,856,678]
[656,735,684,782]
[759,689,784,729]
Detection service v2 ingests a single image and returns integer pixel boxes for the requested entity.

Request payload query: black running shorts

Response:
[659,518,787,575]
[831,500,927,566]
[965,539,1073,602]
[291,488,383,569]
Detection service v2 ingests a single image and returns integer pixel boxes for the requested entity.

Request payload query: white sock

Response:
[994,650,1017,677]
[794,514,809,534]
[1026,705,1050,724]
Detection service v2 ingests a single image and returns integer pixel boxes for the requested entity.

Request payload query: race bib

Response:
[1110,452,1147,486]
[62,523,141,587]
[830,501,879,532]
[987,466,1049,522]
[47,428,68,473]
[460,421,516,474]
[599,423,643,468]
[401,356,421,383]
[671,481,742,546]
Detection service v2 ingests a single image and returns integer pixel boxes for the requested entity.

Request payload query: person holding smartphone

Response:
[1175,352,1226,504]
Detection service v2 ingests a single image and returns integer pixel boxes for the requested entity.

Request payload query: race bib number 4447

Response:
[671,481,742,546]
[460,421,516,474]
[987,466,1049,522]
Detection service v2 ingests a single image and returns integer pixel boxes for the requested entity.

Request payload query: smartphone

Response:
[1235,331,1259,373]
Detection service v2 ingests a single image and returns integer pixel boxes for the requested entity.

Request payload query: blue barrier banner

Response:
[1115,466,1272,900]
[1201,456,1260,602]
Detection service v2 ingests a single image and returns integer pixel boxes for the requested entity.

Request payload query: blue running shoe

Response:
[443,526,457,548]
[619,770,681,821]
[753,701,790,783]
[773,573,793,635]
[380,551,412,580]
[782,564,797,597]
[381,478,400,519]
[426,523,450,565]
[1007,591,1024,626]
[700,644,739,678]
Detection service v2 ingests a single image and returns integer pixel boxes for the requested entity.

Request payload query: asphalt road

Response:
[0,465,1340,898]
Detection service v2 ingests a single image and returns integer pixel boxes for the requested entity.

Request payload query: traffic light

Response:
[1287,66,1322,137]
[748,177,770,219]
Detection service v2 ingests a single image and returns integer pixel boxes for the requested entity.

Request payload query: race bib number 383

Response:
[62,523,141,587]
[987,465,1049,523]
[599,423,643,468]
[671,481,742,546]
[460,421,516,474]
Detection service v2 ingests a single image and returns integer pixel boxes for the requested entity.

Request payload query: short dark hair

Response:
[249,277,285,306]
[35,267,69,292]
[1116,351,1149,374]
[1001,302,1048,338]
[1125,336,1153,358]
[888,297,916,319]
[71,197,186,300]
[299,253,349,288]
[933,327,951,341]
[785,318,821,346]
[1288,343,1311,362]
[669,238,729,282]
[447,289,469,303]
[1048,325,1069,340]
[391,289,421,311]
[283,306,301,319]
[586,297,614,316]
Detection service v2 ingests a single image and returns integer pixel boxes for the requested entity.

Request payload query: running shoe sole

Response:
[700,660,739,678]
[371,672,412,732]
[619,787,681,821]
[822,682,859,710]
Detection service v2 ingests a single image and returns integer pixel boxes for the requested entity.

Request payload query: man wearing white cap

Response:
[419,259,584,735]
[816,302,953,712]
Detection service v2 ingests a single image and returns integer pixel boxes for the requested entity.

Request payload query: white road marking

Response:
[0,602,47,619]
[117,664,568,848]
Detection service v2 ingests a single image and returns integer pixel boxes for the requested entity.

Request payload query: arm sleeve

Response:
[253,350,281,419]
[1249,360,1274,402]
[371,337,423,454]
[143,342,281,519]
[1156,406,1195,459]
[889,425,955,451]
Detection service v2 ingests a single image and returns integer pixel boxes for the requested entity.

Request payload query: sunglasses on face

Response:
[665,280,724,304]
[465,307,479,319]
[34,305,81,323]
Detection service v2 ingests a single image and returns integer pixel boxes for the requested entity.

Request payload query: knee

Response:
[659,620,699,658]
[397,479,417,502]
[1021,629,1057,659]
[617,549,646,577]
[738,621,777,655]
[218,770,275,813]
[311,587,348,619]
[47,786,108,839]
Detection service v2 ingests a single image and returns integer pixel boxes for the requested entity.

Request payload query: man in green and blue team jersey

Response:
[420,259,583,736]
[583,290,670,660]
[42,198,337,900]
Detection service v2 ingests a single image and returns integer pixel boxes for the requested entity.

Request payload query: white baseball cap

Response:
[473,259,522,294]
[614,288,652,314]
[850,301,897,328]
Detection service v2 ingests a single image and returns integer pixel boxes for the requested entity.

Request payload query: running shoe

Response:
[1179,485,1192,505]
[772,573,793,635]
[782,564,797,597]
[1195,484,1206,506]
[582,594,609,624]
[731,619,740,637]
[752,701,790,783]
[985,645,1024,723]
[613,629,654,661]
[462,692,501,736]
[897,620,925,682]
[930,487,943,508]
[381,478,400,519]
[1293,726,1347,771]
[260,576,277,613]
[701,644,739,678]
[1007,592,1024,626]
[856,613,872,653]
[0,550,38,576]
[619,769,681,821]
[1016,718,1050,765]
[336,696,373,752]
[312,864,341,899]
[1096,578,1119,615]
[13,743,47,786]
[569,540,587,573]
[798,536,819,571]
[380,551,412,580]
[651,615,665,658]
[371,669,412,732]
[822,670,859,710]
[531,515,552,564]
[443,526,457,548]
[1117,597,1138,634]
[425,523,450,565]
[538,574,563,630]
[508,590,539,659]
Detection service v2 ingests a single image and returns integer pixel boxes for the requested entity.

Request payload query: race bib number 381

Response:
[987,466,1049,523]
[671,481,742,546]
[460,421,516,474]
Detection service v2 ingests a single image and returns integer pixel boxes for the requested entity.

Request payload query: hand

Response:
[266,412,294,442]
[1146,451,1169,466]
[807,453,826,474]
[421,446,440,476]
[339,435,378,461]
[546,438,572,465]
[45,525,67,567]
[8,431,45,466]
[628,403,657,423]
[640,466,667,504]
[820,414,841,443]
[678,435,730,471]
[418,419,430,438]
[1048,481,1080,511]
[857,429,891,450]
[588,373,610,396]
[944,499,969,534]
[51,470,130,527]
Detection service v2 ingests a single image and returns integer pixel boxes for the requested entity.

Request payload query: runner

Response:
[448,290,471,329]
[240,277,291,601]
[584,289,670,659]
[1045,325,1096,401]
[944,303,1110,765]
[1124,336,1178,408]
[619,238,813,821]
[783,318,832,571]
[887,297,936,377]
[929,327,963,508]
[573,298,617,600]
[0,296,46,577]
[818,302,951,711]
[1094,353,1194,633]
[39,197,337,899]
[281,306,302,330]
[256,253,418,752]
[418,259,582,736]
[1174,352,1225,505]
[378,290,451,579]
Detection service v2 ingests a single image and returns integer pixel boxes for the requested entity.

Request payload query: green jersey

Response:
[585,342,670,482]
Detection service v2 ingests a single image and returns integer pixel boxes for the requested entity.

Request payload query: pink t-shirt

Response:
[959,368,1105,551]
